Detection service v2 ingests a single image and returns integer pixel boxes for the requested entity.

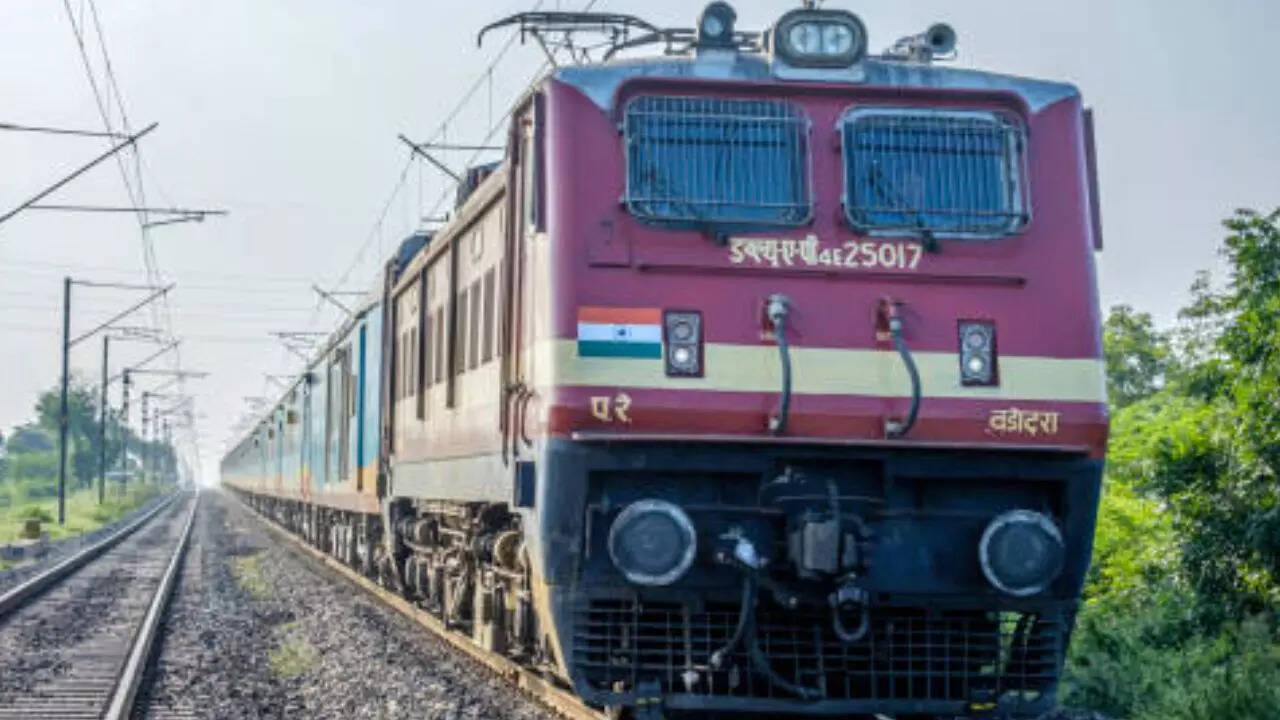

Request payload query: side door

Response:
[503,95,544,458]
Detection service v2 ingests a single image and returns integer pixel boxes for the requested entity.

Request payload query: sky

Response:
[1,0,1278,484]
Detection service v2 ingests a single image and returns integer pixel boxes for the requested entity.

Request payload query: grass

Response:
[229,552,272,599]
[229,554,316,679]
[0,482,162,545]
[269,621,318,679]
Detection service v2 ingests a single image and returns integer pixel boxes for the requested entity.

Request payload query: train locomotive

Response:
[222,3,1109,717]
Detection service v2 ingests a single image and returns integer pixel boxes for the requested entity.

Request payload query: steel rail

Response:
[228,489,606,720]
[104,492,200,720]
[0,491,179,618]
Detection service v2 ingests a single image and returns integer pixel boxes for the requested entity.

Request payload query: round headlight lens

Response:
[608,500,697,586]
[670,320,695,342]
[788,23,820,55]
[966,355,987,375]
[822,24,854,55]
[964,327,989,350]
[979,510,1065,596]
[671,345,694,367]
[701,14,726,38]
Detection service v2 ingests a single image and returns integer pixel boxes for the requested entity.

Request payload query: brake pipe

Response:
[748,628,825,700]
[709,576,756,669]
[884,307,921,438]
[766,294,792,435]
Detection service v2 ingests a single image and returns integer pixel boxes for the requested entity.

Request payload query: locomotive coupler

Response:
[829,576,871,643]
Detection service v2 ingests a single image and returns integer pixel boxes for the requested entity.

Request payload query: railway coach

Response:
[224,3,1109,717]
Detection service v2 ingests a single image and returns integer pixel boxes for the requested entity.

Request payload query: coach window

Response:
[340,344,352,480]
[482,267,496,363]
[327,348,348,482]
[404,329,413,399]
[454,288,468,378]
[423,311,434,386]
[398,330,407,400]
[420,272,433,420]
[408,326,418,398]
[348,359,357,421]
[434,307,445,385]
[468,279,481,370]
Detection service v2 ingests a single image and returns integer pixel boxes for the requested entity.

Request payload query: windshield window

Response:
[624,95,810,227]
[843,109,1027,237]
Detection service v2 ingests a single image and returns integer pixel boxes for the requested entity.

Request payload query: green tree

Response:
[1138,210,1280,621]
[1065,209,1280,718]
[6,424,54,454]
[1103,304,1172,408]
[34,378,104,489]
[8,451,58,487]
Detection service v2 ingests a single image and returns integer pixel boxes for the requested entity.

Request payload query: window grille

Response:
[624,96,811,226]
[843,110,1028,237]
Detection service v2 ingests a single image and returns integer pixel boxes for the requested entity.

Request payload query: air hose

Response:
[709,576,756,669]
[885,314,921,438]
[748,628,825,700]
[766,294,792,435]
[713,538,825,700]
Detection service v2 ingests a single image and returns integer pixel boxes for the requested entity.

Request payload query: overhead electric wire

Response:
[69,279,166,291]
[60,0,199,474]
[268,4,566,420]
[0,123,157,226]
[323,0,552,295]
[0,259,329,285]
[418,0,604,225]
[25,204,227,216]
[0,121,129,139]
[238,0,600,455]
[59,0,144,224]
[62,0,182,367]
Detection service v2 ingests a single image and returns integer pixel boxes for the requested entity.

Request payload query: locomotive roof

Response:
[555,53,1080,115]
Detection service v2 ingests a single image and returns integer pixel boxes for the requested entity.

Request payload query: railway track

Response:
[228,489,607,720]
[0,491,198,720]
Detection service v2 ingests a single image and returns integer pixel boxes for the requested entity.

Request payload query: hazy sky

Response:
[1,0,1277,483]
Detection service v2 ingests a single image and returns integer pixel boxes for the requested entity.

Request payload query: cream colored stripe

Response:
[531,340,1106,403]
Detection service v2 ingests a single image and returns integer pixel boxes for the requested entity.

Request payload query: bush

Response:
[16,505,53,523]
[1065,600,1280,719]
[7,452,57,484]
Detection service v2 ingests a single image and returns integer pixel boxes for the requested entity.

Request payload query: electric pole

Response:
[55,279,172,522]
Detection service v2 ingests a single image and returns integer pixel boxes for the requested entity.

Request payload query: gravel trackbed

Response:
[134,491,556,720]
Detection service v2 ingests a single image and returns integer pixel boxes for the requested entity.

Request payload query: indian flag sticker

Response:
[577,307,663,359]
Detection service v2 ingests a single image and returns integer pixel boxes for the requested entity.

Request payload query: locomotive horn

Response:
[924,23,956,56]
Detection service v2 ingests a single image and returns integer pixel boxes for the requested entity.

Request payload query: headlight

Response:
[979,509,1065,596]
[608,499,697,586]
[773,8,867,68]
[697,2,737,48]
[664,310,703,377]
[958,320,997,386]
